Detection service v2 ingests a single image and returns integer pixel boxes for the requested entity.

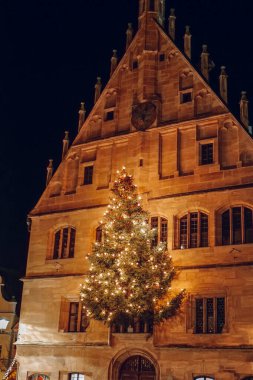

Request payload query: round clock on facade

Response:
[131,101,157,131]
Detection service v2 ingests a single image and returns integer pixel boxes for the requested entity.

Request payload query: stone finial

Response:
[110,50,118,77]
[201,44,209,81]
[78,102,86,132]
[184,25,192,59]
[219,66,228,103]
[94,77,102,104]
[46,159,53,187]
[168,8,176,41]
[240,91,249,128]
[62,131,69,160]
[126,23,134,50]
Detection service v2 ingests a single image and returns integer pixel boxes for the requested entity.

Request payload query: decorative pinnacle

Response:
[94,77,102,104]
[185,25,191,35]
[80,102,85,111]
[220,66,227,75]
[241,91,248,101]
[64,131,69,141]
[170,8,176,16]
[202,44,208,53]
[126,22,134,50]
[46,159,53,187]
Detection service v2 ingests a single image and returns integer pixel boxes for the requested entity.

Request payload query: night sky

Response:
[0,0,252,294]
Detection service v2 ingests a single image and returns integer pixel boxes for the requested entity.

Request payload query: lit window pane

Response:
[180,216,187,249]
[190,213,198,248]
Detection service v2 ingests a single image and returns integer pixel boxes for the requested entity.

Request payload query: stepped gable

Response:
[30,3,253,217]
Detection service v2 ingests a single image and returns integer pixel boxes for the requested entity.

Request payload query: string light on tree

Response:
[80,167,185,327]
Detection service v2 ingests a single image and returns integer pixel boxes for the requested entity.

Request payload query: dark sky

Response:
[0,0,253,286]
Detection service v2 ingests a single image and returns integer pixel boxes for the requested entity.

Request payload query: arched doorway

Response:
[119,355,156,380]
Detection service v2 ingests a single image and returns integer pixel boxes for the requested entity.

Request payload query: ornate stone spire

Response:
[94,77,102,104]
[184,25,191,59]
[201,45,209,81]
[126,23,134,50]
[219,66,228,103]
[78,102,86,132]
[138,0,165,28]
[46,159,53,187]
[62,131,69,160]
[240,91,249,128]
[110,50,118,77]
[168,8,176,41]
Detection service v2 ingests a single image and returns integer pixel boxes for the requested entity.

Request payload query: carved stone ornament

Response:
[131,101,157,131]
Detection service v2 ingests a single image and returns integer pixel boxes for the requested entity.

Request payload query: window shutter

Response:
[59,299,70,332]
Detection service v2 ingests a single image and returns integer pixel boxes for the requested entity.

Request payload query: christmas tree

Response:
[80,168,185,330]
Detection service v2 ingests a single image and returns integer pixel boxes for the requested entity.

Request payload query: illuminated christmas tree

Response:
[80,168,185,329]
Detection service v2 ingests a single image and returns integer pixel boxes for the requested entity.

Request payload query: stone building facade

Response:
[0,276,17,380]
[17,1,253,379]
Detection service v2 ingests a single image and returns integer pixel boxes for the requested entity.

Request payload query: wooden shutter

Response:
[59,299,70,332]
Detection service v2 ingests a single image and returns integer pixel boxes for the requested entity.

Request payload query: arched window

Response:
[69,374,85,380]
[194,377,214,380]
[29,375,49,380]
[53,227,76,259]
[179,212,208,249]
[221,206,253,245]
[150,217,168,246]
[119,356,156,380]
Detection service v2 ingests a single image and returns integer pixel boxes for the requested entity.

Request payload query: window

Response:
[53,227,76,259]
[112,317,153,334]
[195,297,225,334]
[69,374,85,380]
[150,217,168,247]
[201,143,213,165]
[132,60,138,70]
[221,206,253,245]
[59,300,89,333]
[29,375,50,380]
[159,53,165,62]
[180,92,192,104]
[84,166,93,185]
[96,225,103,242]
[149,0,155,11]
[179,212,208,249]
[105,111,114,121]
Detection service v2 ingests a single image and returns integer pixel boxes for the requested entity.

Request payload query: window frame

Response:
[178,211,209,249]
[59,299,89,333]
[180,91,193,104]
[220,206,253,246]
[49,226,76,260]
[200,143,214,165]
[104,110,114,122]
[68,374,85,380]
[150,216,168,247]
[28,374,50,380]
[187,293,228,334]
[194,296,225,334]
[83,165,94,185]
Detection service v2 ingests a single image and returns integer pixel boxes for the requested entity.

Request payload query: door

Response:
[119,355,156,380]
